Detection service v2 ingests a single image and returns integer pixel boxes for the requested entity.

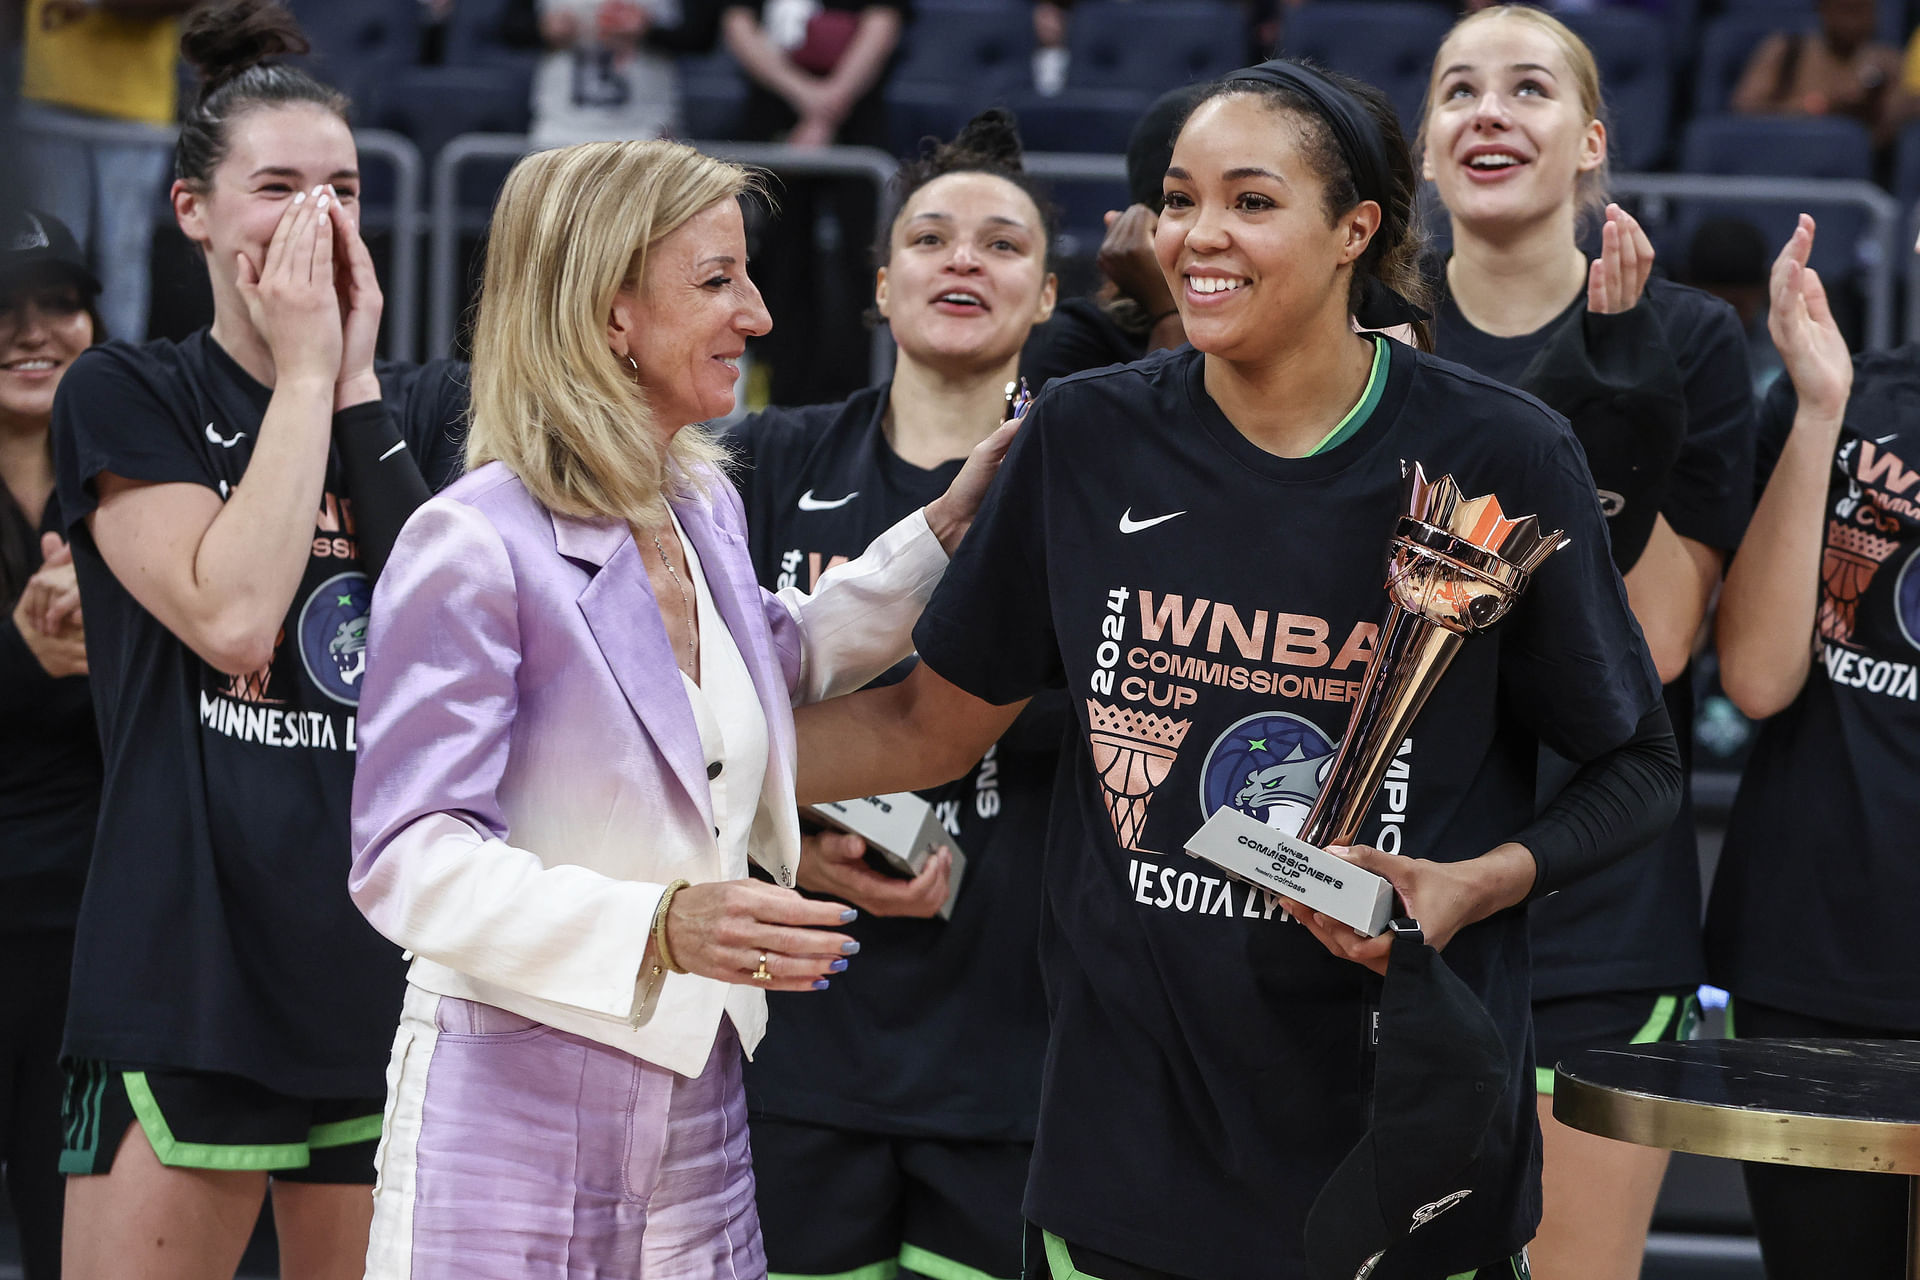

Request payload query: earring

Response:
[622,353,638,372]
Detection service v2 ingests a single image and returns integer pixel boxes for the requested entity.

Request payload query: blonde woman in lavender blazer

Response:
[346,140,1011,1280]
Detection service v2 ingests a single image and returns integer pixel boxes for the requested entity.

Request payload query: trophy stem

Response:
[1299,606,1464,850]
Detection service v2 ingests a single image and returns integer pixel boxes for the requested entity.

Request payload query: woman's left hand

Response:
[17,533,82,636]
[922,414,1022,555]
[1587,203,1655,316]
[1282,842,1537,975]
[329,194,385,411]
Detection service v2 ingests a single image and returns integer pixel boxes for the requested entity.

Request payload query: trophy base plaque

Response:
[1185,807,1394,937]
[803,794,967,919]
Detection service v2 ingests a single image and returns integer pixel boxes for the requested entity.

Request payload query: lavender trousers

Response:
[365,984,766,1279]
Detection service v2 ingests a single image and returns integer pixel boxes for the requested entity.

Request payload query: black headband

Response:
[1221,59,1430,330]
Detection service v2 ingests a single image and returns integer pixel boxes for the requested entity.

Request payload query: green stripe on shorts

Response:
[898,1242,1012,1280]
[123,1071,310,1172]
[768,1262,900,1280]
[1539,994,1695,1097]
[1042,1231,1097,1280]
[307,1113,383,1150]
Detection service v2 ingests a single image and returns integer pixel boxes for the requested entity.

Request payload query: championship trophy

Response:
[1187,462,1568,934]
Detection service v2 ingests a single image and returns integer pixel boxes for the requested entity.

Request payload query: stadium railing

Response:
[15,112,424,363]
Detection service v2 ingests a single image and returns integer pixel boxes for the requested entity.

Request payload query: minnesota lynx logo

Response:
[1086,699,1191,853]
[298,572,373,706]
[1198,711,1336,838]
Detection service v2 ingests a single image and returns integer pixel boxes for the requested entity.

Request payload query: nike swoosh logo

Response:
[205,422,246,449]
[1118,507,1186,534]
[798,490,858,511]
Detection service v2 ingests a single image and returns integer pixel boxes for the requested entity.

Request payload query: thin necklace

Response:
[652,531,696,675]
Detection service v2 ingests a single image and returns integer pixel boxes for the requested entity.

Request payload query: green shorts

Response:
[60,1059,383,1184]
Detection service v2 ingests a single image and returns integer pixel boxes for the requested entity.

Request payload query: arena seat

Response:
[361,64,535,229]
[1064,1,1248,96]
[680,50,753,142]
[1691,12,1816,117]
[1559,10,1673,171]
[1895,119,1920,207]
[1278,1,1455,130]
[885,0,1035,156]
[287,0,420,93]
[1001,87,1154,154]
[440,0,532,67]
[1674,114,1873,278]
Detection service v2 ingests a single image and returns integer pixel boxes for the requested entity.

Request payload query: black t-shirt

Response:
[1707,345,1920,1030]
[727,383,1052,1140]
[1020,296,1150,393]
[914,342,1663,1279]
[51,333,468,1097]
[1435,277,1756,1000]
[0,493,101,936]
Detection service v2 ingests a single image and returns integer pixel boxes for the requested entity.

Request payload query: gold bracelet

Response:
[651,879,692,977]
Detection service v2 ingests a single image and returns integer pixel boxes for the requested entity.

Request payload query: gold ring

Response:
[751,953,773,982]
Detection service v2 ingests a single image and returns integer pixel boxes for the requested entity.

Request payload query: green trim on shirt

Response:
[1306,336,1390,457]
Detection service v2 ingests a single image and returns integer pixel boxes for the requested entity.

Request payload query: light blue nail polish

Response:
[839,908,858,923]
[841,940,861,956]
[812,978,831,990]
[829,958,849,973]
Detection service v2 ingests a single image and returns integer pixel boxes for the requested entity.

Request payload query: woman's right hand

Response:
[1769,213,1853,424]
[662,879,858,992]
[237,186,343,388]
[1098,204,1176,317]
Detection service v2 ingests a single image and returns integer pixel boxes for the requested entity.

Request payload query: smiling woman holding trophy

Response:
[794,60,1682,1280]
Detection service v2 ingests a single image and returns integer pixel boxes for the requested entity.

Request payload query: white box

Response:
[1184,806,1394,937]
[803,793,967,919]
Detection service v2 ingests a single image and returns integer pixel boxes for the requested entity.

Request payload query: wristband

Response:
[650,878,692,978]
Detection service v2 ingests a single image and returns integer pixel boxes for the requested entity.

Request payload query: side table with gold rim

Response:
[1554,1038,1920,1279]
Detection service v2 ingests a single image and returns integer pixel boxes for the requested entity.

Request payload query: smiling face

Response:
[613,197,771,430]
[1154,94,1377,366]
[173,103,360,317]
[1422,15,1605,234]
[0,275,95,427]
[876,171,1057,376]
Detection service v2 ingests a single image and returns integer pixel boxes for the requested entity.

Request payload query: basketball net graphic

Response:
[1086,699,1192,852]
[219,628,285,704]
[1821,518,1897,645]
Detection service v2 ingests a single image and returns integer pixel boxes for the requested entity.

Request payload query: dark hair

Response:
[176,0,349,189]
[1182,68,1433,349]
[877,109,1059,270]
[0,276,101,606]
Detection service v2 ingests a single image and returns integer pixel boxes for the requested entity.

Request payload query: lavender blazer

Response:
[348,461,946,1075]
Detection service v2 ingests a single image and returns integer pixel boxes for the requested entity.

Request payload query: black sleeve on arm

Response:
[334,402,432,580]
[1516,700,1682,898]
[1516,304,1689,572]
[1658,291,1757,552]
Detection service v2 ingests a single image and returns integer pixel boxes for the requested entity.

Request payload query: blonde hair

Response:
[465,140,758,527]
[1420,5,1610,223]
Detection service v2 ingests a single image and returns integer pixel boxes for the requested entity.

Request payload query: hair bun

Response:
[180,0,310,97]
[943,108,1026,172]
